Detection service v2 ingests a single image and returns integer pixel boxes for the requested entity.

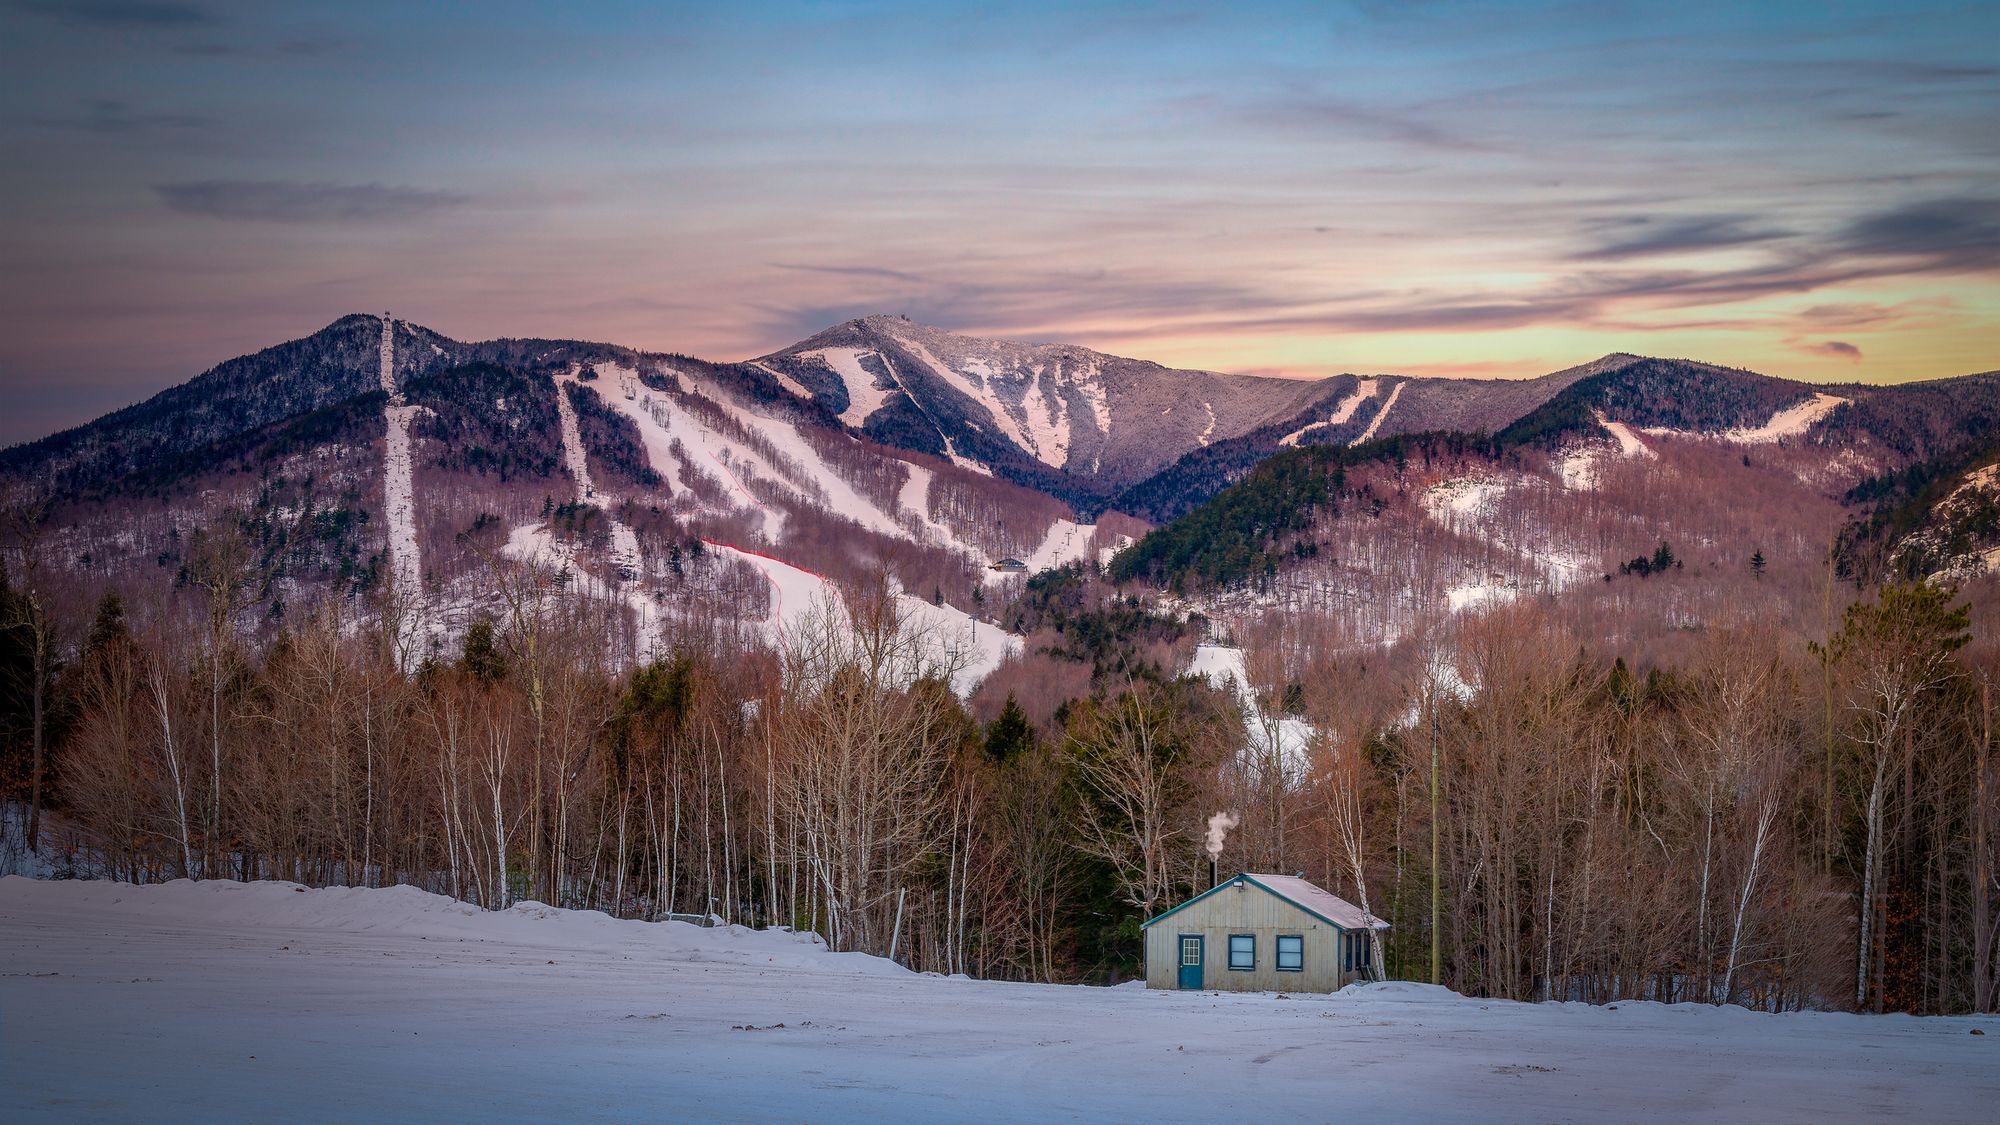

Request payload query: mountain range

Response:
[4,312,1998,678]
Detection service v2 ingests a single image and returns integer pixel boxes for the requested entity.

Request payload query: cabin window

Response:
[1180,936,1201,966]
[1228,933,1255,971]
[1276,934,1304,972]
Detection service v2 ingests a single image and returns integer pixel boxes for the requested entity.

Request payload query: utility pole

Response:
[1430,675,1442,986]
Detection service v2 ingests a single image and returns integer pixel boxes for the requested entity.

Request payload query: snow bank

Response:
[0,876,902,976]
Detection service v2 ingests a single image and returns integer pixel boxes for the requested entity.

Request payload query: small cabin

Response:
[989,557,1028,573]
[1141,873,1388,993]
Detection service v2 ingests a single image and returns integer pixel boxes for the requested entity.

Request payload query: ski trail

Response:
[706,539,1018,694]
[704,540,834,659]
[1350,380,1403,446]
[552,370,661,662]
[898,462,981,558]
[875,352,987,475]
[1593,410,1655,459]
[748,360,814,401]
[378,314,430,665]
[593,365,785,542]
[1281,378,1378,447]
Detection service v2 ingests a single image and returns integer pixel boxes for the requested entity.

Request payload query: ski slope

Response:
[1350,379,1403,445]
[1190,644,1312,779]
[707,541,1017,694]
[547,371,659,660]
[4,876,1990,1124]
[377,315,432,663]
[1281,377,1378,447]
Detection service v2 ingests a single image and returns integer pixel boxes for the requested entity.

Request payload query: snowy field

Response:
[2,878,1993,1124]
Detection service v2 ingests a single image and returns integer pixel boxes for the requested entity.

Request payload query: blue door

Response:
[1177,934,1204,989]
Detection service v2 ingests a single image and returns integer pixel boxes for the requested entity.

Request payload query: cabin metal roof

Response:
[1140,873,1391,932]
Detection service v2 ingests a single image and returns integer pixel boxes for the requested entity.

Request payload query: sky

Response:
[1,0,1996,446]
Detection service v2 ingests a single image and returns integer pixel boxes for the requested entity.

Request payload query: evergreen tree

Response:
[461,616,508,682]
[984,694,1036,763]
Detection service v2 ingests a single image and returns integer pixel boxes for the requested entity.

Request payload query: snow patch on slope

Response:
[1190,644,1311,779]
[1639,392,1848,445]
[748,359,814,401]
[1022,518,1096,573]
[706,542,1019,695]
[800,348,893,428]
[1558,412,1657,491]
[895,332,1040,460]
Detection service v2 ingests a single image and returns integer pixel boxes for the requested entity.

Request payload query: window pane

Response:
[1229,934,1254,969]
[1277,935,1303,971]
[1181,937,1201,966]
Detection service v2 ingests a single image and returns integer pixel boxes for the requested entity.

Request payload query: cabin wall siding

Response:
[1142,883,1360,992]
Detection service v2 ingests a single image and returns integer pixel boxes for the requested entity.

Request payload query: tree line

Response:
[2,528,1996,1012]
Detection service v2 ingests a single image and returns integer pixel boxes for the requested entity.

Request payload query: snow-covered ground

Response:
[4,877,1990,1124]
[706,541,1018,695]
[1020,517,1097,574]
[1558,412,1657,491]
[502,523,662,661]
[1190,644,1312,778]
[593,363,786,541]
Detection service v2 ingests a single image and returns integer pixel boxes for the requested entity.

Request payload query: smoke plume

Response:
[1205,811,1239,860]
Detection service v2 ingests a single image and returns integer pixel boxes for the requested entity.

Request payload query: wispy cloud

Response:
[1800,339,1863,360]
[34,98,218,139]
[11,0,216,28]
[154,180,469,222]
[1240,92,1499,154]
[1575,215,1793,260]
[752,263,1293,349]
[1835,196,2000,268]
[173,37,344,58]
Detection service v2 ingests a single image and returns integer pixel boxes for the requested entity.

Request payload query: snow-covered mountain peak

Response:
[752,317,1340,499]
